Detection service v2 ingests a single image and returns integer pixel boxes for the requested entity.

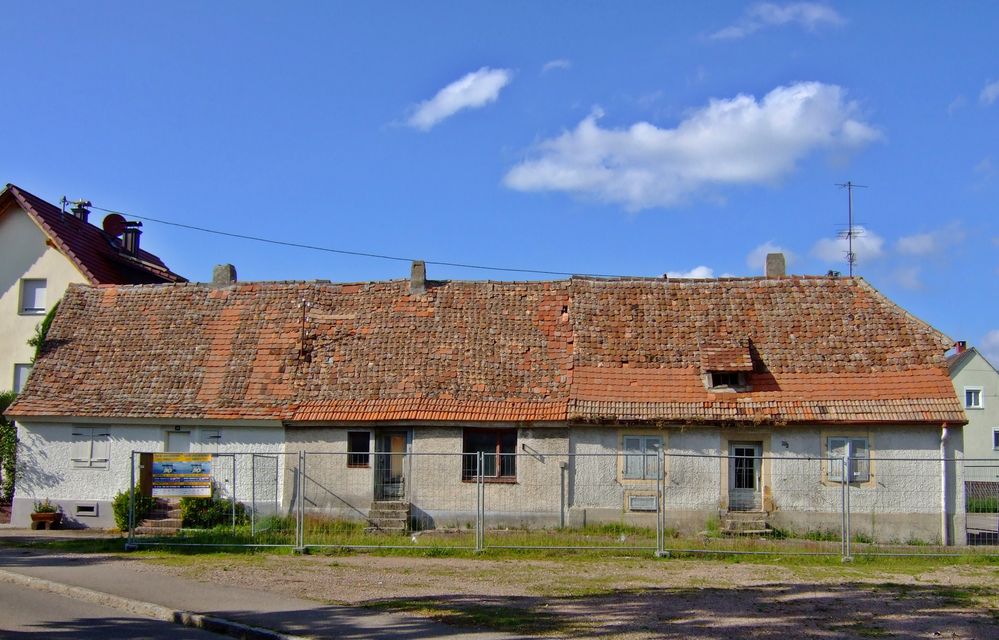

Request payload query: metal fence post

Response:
[843,446,852,560]
[559,459,567,529]
[656,448,665,557]
[475,451,486,551]
[296,450,305,550]
[251,454,256,536]
[126,451,136,550]
[231,454,237,534]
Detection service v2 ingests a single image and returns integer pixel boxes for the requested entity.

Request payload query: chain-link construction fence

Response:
[125,450,999,558]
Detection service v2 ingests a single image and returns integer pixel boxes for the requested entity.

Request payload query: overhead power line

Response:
[88,203,633,279]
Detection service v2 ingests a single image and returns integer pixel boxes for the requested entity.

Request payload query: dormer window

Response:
[710,371,743,388]
[700,337,754,392]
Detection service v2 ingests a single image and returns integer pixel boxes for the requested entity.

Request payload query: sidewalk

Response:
[0,533,516,639]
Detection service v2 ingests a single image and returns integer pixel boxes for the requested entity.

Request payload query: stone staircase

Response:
[365,500,411,533]
[135,498,182,535]
[721,511,773,537]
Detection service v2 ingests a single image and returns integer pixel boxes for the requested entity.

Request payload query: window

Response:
[993,428,999,451]
[71,427,110,469]
[347,431,370,467]
[13,363,32,393]
[462,429,516,481]
[827,437,870,483]
[710,371,741,387]
[965,387,984,409]
[19,279,47,314]
[622,435,662,480]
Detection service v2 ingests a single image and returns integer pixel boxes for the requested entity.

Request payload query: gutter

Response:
[940,423,950,546]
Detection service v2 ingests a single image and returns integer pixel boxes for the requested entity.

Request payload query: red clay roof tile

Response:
[7,274,965,426]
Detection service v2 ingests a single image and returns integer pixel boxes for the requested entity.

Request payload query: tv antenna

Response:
[835,181,868,277]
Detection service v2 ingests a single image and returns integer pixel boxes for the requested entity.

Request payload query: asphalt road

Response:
[0,580,229,639]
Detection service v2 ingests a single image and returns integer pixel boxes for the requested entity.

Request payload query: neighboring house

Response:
[0,184,185,394]
[948,344,999,462]
[6,259,967,542]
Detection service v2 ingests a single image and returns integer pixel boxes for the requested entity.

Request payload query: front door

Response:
[374,432,408,500]
[729,442,762,511]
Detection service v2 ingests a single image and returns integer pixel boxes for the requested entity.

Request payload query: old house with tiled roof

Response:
[6,259,968,541]
[0,184,185,395]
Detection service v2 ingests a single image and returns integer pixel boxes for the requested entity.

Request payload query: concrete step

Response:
[364,525,407,534]
[722,520,769,531]
[368,517,409,527]
[134,526,180,536]
[139,518,183,528]
[368,509,409,519]
[371,501,409,509]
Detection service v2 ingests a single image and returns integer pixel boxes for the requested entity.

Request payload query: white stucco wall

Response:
[0,206,88,391]
[11,421,286,528]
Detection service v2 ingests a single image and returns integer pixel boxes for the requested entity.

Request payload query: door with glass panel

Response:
[728,442,762,511]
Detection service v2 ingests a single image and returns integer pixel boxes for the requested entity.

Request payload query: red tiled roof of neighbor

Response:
[6,274,967,426]
[0,184,185,285]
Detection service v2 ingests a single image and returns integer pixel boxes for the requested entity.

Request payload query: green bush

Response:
[0,390,16,504]
[180,486,247,528]
[112,486,157,530]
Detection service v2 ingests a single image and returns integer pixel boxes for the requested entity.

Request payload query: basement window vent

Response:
[75,503,98,517]
[628,494,658,512]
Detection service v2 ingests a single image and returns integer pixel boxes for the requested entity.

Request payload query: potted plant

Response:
[30,498,62,529]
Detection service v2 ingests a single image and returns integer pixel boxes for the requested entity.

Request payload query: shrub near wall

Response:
[180,488,247,528]
[112,487,156,531]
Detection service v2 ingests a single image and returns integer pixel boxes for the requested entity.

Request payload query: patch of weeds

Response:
[704,516,721,538]
[852,532,874,544]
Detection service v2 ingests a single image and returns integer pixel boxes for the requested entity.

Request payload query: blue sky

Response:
[2,2,997,359]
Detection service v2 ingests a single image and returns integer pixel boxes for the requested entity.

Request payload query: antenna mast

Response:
[835,181,868,277]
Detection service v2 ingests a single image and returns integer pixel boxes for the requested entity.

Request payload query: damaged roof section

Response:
[8,274,965,426]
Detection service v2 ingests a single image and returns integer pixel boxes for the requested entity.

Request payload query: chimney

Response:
[765,252,786,278]
[122,221,142,256]
[212,264,237,285]
[70,199,92,223]
[955,340,967,354]
[410,260,426,295]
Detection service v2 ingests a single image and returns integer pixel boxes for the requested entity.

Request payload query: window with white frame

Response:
[13,363,32,393]
[827,437,870,482]
[622,435,662,480]
[965,387,984,409]
[19,279,47,314]
[71,427,111,469]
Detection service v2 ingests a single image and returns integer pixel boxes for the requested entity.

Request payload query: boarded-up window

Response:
[71,427,111,469]
[622,436,662,480]
[827,437,870,482]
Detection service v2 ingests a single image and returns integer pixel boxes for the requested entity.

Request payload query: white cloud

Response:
[504,82,881,211]
[981,330,999,364]
[896,224,965,256]
[947,95,967,115]
[710,2,845,40]
[667,266,714,278]
[896,233,936,255]
[811,225,885,264]
[979,80,999,106]
[746,241,796,273]
[406,67,513,131]
[891,266,923,291]
[542,59,571,73]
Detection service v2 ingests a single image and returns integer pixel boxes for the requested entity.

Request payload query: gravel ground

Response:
[130,552,999,638]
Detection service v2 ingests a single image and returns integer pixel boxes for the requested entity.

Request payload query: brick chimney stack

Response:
[765,253,786,278]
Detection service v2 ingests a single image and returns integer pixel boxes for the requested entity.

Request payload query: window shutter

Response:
[71,428,92,468]
[21,280,46,312]
[623,437,642,479]
[827,437,846,480]
[850,438,870,482]
[644,437,661,479]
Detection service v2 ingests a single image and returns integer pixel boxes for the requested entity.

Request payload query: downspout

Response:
[940,423,949,546]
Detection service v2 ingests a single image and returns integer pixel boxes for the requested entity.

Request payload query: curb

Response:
[0,567,310,640]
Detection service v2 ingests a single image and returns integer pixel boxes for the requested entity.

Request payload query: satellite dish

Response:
[102,213,127,237]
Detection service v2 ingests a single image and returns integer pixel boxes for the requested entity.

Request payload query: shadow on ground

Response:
[367,582,998,638]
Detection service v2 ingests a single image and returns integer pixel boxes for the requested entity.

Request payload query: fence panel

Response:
[965,460,999,546]
[121,449,999,557]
